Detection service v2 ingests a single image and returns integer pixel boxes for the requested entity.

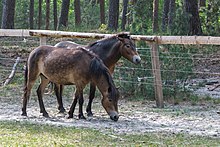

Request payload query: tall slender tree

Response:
[38,0,42,29]
[74,0,81,26]
[58,0,70,29]
[29,0,34,29]
[168,0,175,31]
[45,0,50,30]
[161,0,170,32]
[184,0,202,35]
[108,0,119,31]
[53,0,58,30]
[121,0,128,30]
[152,0,159,32]
[99,0,105,24]
[1,0,16,29]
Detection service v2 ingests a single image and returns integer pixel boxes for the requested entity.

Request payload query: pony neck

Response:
[88,37,122,68]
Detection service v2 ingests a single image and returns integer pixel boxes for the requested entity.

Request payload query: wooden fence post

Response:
[149,40,164,108]
[40,37,47,45]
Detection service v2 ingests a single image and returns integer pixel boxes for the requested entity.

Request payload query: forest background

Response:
[1,0,220,36]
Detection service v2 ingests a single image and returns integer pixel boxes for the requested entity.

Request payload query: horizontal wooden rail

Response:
[157,36,220,45]
[29,30,156,42]
[0,29,30,37]
[1,29,220,45]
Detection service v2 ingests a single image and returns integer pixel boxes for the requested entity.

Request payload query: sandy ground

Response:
[0,93,220,138]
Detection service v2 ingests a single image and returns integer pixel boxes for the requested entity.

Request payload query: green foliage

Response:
[199,0,220,35]
[128,0,153,35]
[170,7,191,35]
[10,0,220,36]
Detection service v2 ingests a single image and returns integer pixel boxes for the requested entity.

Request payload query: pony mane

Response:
[89,57,117,100]
[88,36,118,49]
[88,33,131,49]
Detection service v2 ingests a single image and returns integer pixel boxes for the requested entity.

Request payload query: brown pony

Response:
[21,46,119,121]
[54,33,141,116]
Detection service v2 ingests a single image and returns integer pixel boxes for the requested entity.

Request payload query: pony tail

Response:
[23,62,28,92]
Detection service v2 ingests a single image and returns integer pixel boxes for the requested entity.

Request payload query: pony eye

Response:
[126,45,130,48]
[108,87,111,93]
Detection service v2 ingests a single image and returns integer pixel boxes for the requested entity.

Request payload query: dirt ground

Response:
[0,92,220,138]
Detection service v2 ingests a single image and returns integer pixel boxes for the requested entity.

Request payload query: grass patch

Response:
[0,120,220,146]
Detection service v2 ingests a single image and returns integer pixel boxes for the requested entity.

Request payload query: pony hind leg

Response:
[86,83,96,117]
[22,72,39,116]
[54,84,66,113]
[36,75,50,117]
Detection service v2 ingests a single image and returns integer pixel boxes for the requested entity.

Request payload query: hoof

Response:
[67,113,73,119]
[87,112,93,117]
[58,108,66,113]
[21,112,27,116]
[43,113,49,118]
[78,114,86,119]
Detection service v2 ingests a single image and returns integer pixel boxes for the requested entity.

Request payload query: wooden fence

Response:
[1,29,220,108]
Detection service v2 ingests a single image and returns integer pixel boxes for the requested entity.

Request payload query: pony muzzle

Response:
[132,55,141,64]
[109,111,119,121]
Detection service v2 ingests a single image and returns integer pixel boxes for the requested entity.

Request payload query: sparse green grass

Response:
[0,121,220,146]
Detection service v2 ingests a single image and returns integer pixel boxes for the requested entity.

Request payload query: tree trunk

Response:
[152,0,159,32]
[58,0,70,28]
[53,0,58,30]
[184,0,202,35]
[199,0,206,7]
[29,0,34,29]
[38,0,42,29]
[121,0,128,30]
[99,0,105,24]
[108,0,119,31]
[161,0,170,32]
[168,0,175,31]
[45,0,50,30]
[74,0,81,26]
[1,0,16,29]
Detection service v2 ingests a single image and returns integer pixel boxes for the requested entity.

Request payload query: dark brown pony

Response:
[21,46,119,121]
[54,33,141,116]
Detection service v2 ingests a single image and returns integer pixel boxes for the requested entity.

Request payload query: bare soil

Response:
[0,93,220,138]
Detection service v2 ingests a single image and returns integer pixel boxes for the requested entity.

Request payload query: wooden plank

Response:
[157,36,220,45]
[29,30,114,39]
[40,37,47,45]
[150,42,164,108]
[29,30,156,42]
[0,29,30,37]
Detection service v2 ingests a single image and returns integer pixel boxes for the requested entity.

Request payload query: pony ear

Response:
[116,32,131,41]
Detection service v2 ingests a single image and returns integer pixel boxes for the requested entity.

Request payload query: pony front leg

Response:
[78,92,86,119]
[86,83,96,117]
[68,88,86,119]
[54,83,65,113]
[68,93,78,118]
